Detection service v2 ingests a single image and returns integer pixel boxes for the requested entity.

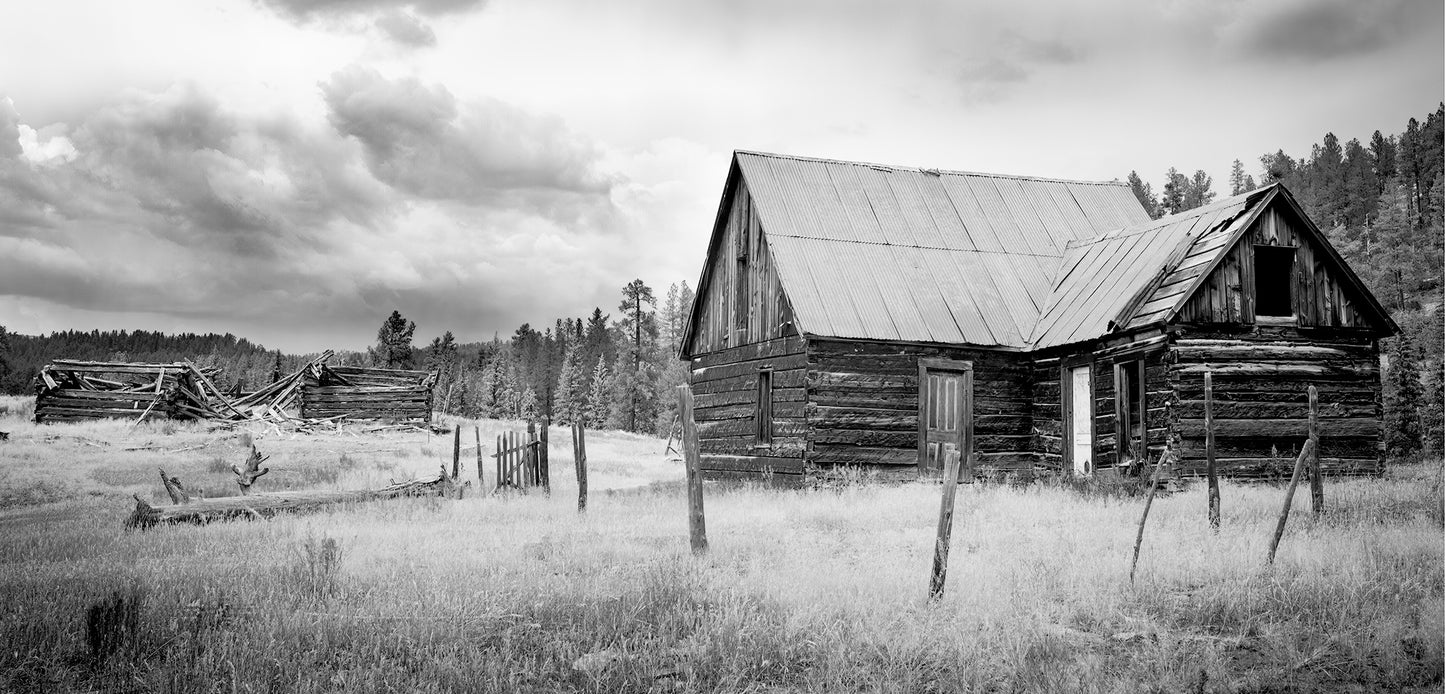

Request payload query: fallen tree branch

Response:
[125,470,459,529]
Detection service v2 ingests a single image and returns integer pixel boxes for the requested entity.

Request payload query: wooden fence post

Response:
[1130,445,1169,584]
[451,426,461,480]
[929,449,963,601]
[1206,371,1220,529]
[1308,385,1323,515]
[474,426,483,490]
[677,385,707,555]
[525,420,537,487]
[1266,438,1317,566]
[573,422,588,513]
[539,417,550,494]
[495,434,503,491]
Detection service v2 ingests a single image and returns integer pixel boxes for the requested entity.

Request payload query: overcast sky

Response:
[1,0,1440,353]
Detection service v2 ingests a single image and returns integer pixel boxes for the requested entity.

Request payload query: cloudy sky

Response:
[1,0,1440,353]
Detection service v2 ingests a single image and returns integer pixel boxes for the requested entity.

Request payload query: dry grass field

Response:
[0,394,1441,693]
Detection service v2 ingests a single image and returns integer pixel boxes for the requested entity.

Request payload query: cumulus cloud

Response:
[0,81,642,352]
[0,98,22,159]
[0,85,397,328]
[949,32,1085,103]
[374,10,436,46]
[320,66,613,206]
[255,0,484,21]
[1225,0,1440,60]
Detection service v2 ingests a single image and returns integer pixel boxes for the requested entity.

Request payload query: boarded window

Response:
[755,369,772,444]
[1254,246,1296,317]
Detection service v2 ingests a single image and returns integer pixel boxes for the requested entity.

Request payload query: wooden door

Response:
[917,359,972,477]
[1068,365,1093,474]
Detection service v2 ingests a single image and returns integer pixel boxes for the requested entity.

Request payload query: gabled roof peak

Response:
[734,150,1128,188]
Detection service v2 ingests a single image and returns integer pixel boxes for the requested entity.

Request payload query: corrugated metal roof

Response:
[1028,187,1274,348]
[735,151,1151,348]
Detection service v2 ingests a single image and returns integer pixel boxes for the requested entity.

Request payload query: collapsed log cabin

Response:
[34,353,438,426]
[33,360,239,424]
[300,365,436,424]
[679,151,1395,484]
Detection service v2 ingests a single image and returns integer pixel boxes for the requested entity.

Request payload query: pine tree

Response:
[1342,138,1378,231]
[1229,159,1247,195]
[1243,175,1257,193]
[1384,334,1424,458]
[1126,170,1160,219]
[1159,168,1186,216]
[0,325,10,388]
[424,331,459,412]
[519,387,538,421]
[553,344,586,425]
[1424,363,1445,454]
[615,279,660,432]
[661,283,682,356]
[1369,130,1397,194]
[371,310,416,369]
[1183,170,1216,210]
[1260,149,1298,184]
[585,356,612,427]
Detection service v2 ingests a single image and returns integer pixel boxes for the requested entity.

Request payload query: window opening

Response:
[1254,246,1296,317]
[1116,359,1146,465]
[755,369,773,444]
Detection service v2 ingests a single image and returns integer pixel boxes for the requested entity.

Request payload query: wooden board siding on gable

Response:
[1177,206,1370,328]
[689,180,795,354]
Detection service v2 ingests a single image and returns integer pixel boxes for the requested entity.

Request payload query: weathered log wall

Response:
[1167,327,1382,477]
[36,390,170,423]
[806,338,1032,475]
[1030,333,1171,471]
[300,366,434,424]
[690,335,808,480]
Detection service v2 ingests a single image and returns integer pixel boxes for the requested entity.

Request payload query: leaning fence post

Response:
[1308,385,1323,515]
[929,449,963,601]
[474,426,484,490]
[1205,371,1220,530]
[573,422,588,513]
[677,385,707,555]
[1130,445,1170,584]
[1267,438,1317,566]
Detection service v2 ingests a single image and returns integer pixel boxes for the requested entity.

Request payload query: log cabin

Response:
[679,151,1396,483]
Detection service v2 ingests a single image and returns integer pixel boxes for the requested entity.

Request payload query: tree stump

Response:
[231,445,270,495]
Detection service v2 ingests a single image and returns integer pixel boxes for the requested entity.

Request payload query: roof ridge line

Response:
[767,232,1066,258]
[734,150,1129,187]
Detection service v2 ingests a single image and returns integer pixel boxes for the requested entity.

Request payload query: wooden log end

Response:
[124,494,157,530]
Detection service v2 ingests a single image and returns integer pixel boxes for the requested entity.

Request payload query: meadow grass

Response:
[0,398,1440,692]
